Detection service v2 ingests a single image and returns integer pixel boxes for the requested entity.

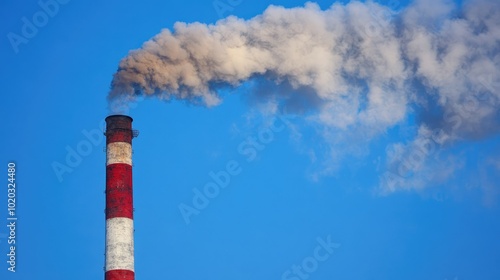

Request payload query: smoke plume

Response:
[109,0,500,194]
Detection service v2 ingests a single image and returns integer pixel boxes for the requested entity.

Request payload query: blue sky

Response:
[1,0,499,279]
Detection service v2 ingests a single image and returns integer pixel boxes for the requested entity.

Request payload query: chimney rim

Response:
[105,114,133,122]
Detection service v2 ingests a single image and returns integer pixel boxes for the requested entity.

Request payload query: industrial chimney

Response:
[104,115,138,280]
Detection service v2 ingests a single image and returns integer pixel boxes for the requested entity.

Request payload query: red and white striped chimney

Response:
[105,115,137,280]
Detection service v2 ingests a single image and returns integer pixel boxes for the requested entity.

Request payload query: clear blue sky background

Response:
[1,0,499,279]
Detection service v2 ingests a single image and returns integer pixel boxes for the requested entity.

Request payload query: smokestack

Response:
[104,115,137,280]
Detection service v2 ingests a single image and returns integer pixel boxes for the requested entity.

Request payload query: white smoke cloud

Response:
[109,0,500,194]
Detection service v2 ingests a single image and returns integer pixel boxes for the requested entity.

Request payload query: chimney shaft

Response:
[105,115,135,280]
